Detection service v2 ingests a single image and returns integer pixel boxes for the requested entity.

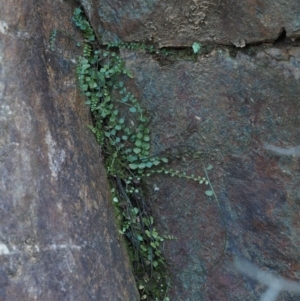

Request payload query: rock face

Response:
[119,45,300,300]
[79,0,300,299]
[0,1,139,300]
[2,0,300,300]
[83,0,300,47]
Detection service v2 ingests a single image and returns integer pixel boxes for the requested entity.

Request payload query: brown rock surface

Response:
[82,0,300,47]
[0,1,138,300]
[119,45,300,300]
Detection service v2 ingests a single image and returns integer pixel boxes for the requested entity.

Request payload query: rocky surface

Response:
[2,0,300,300]
[82,0,300,47]
[0,0,139,300]
[119,44,300,300]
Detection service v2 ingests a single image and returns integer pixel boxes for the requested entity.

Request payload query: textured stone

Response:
[119,45,300,300]
[82,0,300,47]
[0,0,138,300]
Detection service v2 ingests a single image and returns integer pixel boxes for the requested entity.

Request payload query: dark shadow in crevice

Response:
[274,27,287,44]
[273,27,295,46]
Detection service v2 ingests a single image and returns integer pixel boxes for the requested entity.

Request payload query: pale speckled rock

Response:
[0,0,139,300]
[119,45,300,301]
[81,0,300,47]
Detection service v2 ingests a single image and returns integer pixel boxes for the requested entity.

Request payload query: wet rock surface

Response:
[82,0,300,47]
[0,0,139,300]
[119,45,300,300]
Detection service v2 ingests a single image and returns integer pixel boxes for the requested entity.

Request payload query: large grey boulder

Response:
[119,45,300,300]
[0,0,139,300]
[78,0,300,300]
[82,0,300,46]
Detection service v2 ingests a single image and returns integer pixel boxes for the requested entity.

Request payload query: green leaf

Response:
[81,84,88,91]
[113,197,118,203]
[161,157,168,163]
[205,190,214,196]
[124,127,131,134]
[138,163,146,169]
[137,132,143,139]
[150,242,157,249]
[140,245,147,252]
[143,135,150,141]
[206,164,213,170]
[192,42,202,54]
[129,163,138,170]
[135,140,142,147]
[129,107,137,113]
[142,143,150,150]
[137,235,143,241]
[140,116,147,122]
[74,7,82,15]
[81,63,90,71]
[127,155,138,162]
[133,148,141,154]
[89,82,98,89]
[126,71,134,78]
[142,150,149,156]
